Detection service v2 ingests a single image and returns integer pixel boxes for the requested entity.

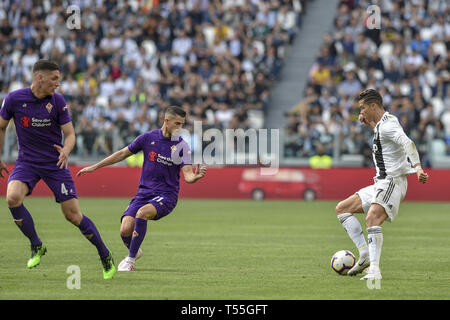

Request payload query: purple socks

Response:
[121,235,132,248]
[9,204,41,246]
[78,215,109,258]
[9,205,109,259]
[129,218,147,258]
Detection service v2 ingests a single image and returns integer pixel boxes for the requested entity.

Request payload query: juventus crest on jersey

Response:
[372,112,416,180]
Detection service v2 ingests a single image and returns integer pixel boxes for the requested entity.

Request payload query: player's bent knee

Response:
[120,228,132,237]
[335,199,353,215]
[60,199,83,225]
[335,201,345,215]
[6,193,24,208]
[61,206,83,225]
[64,212,83,225]
[136,208,157,220]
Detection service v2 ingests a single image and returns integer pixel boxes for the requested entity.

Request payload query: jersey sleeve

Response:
[0,94,14,121]
[381,118,409,146]
[55,94,71,125]
[382,118,420,166]
[128,133,146,154]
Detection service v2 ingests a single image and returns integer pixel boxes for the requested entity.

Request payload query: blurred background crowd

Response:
[284,0,449,167]
[0,0,304,158]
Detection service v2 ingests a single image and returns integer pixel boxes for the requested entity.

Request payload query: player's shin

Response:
[337,213,368,256]
[367,226,383,269]
[128,218,147,259]
[9,204,42,246]
[78,214,110,258]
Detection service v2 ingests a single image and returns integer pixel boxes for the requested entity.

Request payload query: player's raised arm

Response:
[387,124,429,184]
[0,116,11,178]
[182,163,207,184]
[76,146,134,177]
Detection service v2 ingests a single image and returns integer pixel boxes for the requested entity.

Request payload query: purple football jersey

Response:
[0,87,71,167]
[128,129,192,198]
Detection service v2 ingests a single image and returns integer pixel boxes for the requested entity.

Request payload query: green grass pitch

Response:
[0,198,449,299]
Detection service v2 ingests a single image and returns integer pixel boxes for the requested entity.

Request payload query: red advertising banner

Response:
[0,164,448,201]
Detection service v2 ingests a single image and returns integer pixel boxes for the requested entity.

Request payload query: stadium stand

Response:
[283,0,449,167]
[0,0,306,161]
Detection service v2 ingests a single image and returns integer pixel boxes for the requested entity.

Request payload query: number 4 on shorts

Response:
[61,183,69,195]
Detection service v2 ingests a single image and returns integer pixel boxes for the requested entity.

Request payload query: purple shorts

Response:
[9,161,78,203]
[121,191,177,221]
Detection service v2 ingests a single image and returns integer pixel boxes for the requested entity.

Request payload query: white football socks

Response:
[338,213,368,256]
[367,226,383,268]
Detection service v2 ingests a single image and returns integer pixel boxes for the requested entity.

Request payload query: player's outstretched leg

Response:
[336,195,369,275]
[338,212,370,275]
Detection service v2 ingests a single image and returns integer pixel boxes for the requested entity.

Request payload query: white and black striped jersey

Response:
[372,112,416,180]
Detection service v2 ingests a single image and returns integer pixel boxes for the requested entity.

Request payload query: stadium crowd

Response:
[284,0,449,167]
[0,0,305,158]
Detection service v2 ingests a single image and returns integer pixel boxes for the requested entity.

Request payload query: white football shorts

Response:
[356,175,408,222]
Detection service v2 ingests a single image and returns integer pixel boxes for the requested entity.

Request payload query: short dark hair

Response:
[32,60,60,73]
[165,105,186,118]
[358,89,383,108]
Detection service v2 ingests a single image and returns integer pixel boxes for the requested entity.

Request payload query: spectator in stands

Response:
[309,143,332,169]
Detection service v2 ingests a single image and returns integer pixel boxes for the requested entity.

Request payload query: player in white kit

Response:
[335,89,429,280]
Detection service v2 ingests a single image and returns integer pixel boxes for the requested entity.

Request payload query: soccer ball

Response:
[331,250,356,275]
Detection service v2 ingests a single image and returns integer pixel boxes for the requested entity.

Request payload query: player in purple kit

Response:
[0,60,116,279]
[77,106,207,271]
